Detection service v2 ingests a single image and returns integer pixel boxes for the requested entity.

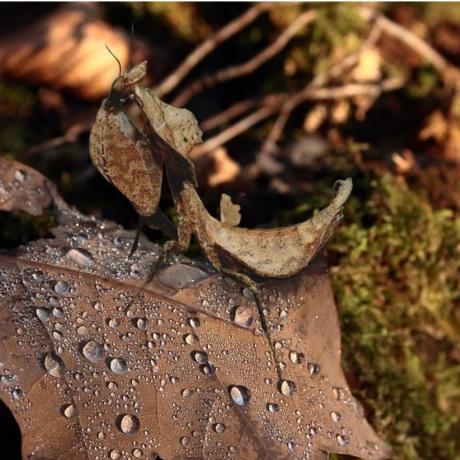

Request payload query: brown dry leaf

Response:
[419,110,460,162]
[303,104,328,134]
[419,110,448,143]
[205,147,241,188]
[0,157,68,216]
[0,4,152,100]
[330,100,351,125]
[0,159,390,460]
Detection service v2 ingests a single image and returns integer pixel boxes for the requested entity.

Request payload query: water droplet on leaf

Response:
[118,414,139,435]
[82,341,105,364]
[44,352,64,378]
[65,248,94,268]
[230,305,254,328]
[62,403,76,418]
[278,379,296,396]
[54,280,70,295]
[109,357,128,374]
[228,385,250,406]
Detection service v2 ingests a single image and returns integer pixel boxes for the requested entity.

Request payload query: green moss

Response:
[328,174,460,459]
[407,65,439,99]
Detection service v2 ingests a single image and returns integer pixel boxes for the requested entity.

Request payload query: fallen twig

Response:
[24,120,93,155]
[259,21,383,156]
[154,3,271,98]
[360,7,449,74]
[173,10,317,107]
[191,77,404,159]
[192,103,283,159]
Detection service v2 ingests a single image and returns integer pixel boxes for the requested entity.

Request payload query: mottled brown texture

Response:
[90,106,163,216]
[171,180,352,286]
[0,157,68,215]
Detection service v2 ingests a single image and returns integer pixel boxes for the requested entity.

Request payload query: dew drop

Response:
[289,350,305,364]
[52,307,64,318]
[108,318,120,329]
[230,305,254,328]
[54,280,70,295]
[183,333,199,346]
[157,264,209,289]
[135,317,149,331]
[308,362,321,376]
[11,388,23,399]
[181,388,192,398]
[188,317,200,328]
[65,248,94,268]
[330,411,341,423]
[1,374,15,385]
[213,423,226,434]
[333,387,345,400]
[267,403,279,413]
[77,325,88,336]
[52,330,63,340]
[200,363,215,376]
[132,448,142,458]
[44,352,64,378]
[228,385,250,406]
[278,379,296,396]
[191,351,207,364]
[14,169,27,182]
[109,449,121,459]
[118,414,139,435]
[81,341,105,364]
[336,434,349,446]
[36,307,50,323]
[180,436,190,447]
[109,357,128,374]
[62,403,75,418]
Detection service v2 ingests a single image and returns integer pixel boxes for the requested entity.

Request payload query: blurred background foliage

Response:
[0,2,459,459]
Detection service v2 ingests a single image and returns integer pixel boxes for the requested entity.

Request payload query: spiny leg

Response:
[204,247,283,382]
[124,215,191,314]
[128,218,143,259]
[128,208,178,260]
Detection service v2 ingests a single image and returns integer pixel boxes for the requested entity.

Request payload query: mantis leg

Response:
[202,245,282,382]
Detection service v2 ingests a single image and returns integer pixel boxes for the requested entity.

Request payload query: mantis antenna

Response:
[105,44,122,78]
[128,22,135,70]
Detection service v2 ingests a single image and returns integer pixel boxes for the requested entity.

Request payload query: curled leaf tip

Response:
[333,177,353,208]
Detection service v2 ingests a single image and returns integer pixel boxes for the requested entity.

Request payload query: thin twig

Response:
[200,93,287,132]
[25,120,93,155]
[154,3,271,98]
[304,77,405,99]
[360,7,449,74]
[200,98,260,132]
[173,10,317,107]
[191,103,282,159]
[191,77,404,159]
[260,20,382,155]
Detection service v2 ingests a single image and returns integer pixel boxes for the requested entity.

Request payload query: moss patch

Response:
[328,174,460,459]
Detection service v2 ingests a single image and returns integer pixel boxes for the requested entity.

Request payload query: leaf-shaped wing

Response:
[134,85,202,157]
[89,105,163,217]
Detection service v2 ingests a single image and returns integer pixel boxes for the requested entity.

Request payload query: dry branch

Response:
[260,22,383,156]
[25,120,93,155]
[360,7,449,74]
[173,10,317,107]
[191,77,404,159]
[154,3,271,98]
[191,103,282,159]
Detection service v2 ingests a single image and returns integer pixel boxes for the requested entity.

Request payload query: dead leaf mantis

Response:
[89,59,353,381]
